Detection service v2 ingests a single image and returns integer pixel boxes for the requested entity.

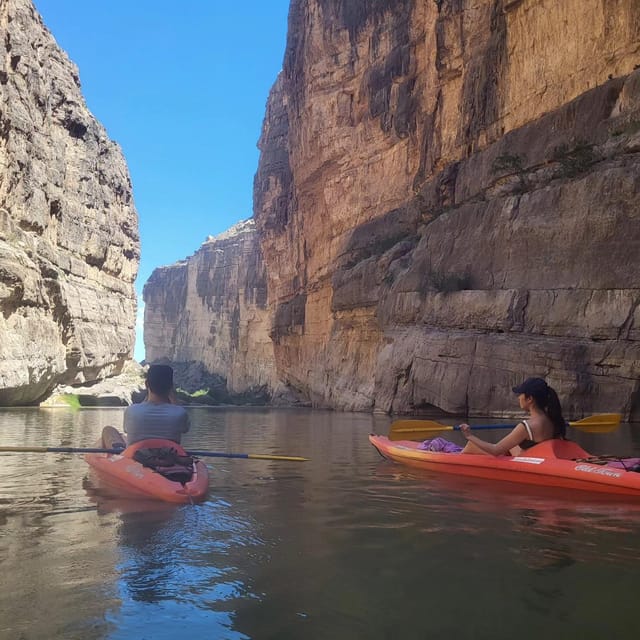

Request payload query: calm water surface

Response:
[1,407,639,639]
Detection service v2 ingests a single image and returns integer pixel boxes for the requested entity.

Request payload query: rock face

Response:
[42,360,146,407]
[145,0,640,420]
[252,0,640,419]
[0,0,139,404]
[143,220,279,401]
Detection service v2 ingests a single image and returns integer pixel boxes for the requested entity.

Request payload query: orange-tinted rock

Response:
[253,0,640,418]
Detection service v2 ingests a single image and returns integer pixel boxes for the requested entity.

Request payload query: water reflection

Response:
[91,493,261,640]
[1,408,640,639]
[372,458,640,566]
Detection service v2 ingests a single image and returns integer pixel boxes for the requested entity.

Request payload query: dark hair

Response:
[541,386,566,439]
[513,377,566,438]
[146,364,174,396]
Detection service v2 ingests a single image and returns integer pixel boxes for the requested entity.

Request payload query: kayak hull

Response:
[85,437,209,503]
[369,434,640,497]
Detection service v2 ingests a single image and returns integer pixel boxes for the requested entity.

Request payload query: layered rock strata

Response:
[252,0,640,419]
[143,220,279,401]
[0,0,139,404]
[143,0,640,419]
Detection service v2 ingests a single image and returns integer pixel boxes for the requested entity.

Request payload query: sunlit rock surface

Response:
[0,0,139,404]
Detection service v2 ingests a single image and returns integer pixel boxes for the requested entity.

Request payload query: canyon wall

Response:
[144,0,640,419]
[143,220,279,400]
[0,0,139,404]
[253,0,640,419]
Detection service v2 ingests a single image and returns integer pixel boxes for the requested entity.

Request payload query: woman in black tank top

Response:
[459,377,566,456]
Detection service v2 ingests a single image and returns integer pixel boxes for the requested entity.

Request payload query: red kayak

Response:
[85,432,209,503]
[369,434,640,497]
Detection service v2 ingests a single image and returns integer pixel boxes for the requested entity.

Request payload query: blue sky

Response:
[33,1,291,361]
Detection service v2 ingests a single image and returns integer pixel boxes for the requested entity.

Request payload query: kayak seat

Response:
[523,439,591,460]
[132,446,195,484]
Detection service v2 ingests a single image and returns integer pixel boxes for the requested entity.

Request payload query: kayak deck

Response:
[85,433,209,503]
[369,434,640,497]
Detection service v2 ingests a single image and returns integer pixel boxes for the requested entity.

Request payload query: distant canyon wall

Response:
[148,0,640,419]
[0,0,139,404]
[143,220,279,399]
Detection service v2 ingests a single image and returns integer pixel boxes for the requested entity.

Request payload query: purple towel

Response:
[418,437,463,453]
[606,457,640,470]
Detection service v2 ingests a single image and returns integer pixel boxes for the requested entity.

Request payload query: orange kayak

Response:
[85,437,209,503]
[369,434,640,497]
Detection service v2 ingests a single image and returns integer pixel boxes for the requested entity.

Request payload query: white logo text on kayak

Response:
[574,464,622,478]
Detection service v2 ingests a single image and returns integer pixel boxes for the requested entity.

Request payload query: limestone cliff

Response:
[143,220,278,401]
[144,0,639,419]
[253,0,640,419]
[0,0,139,404]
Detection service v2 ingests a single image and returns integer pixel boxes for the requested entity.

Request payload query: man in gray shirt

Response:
[124,364,190,445]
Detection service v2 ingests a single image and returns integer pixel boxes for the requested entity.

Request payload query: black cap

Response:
[512,377,548,396]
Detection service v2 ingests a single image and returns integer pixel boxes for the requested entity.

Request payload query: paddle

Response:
[0,445,308,462]
[388,413,622,441]
[185,450,308,462]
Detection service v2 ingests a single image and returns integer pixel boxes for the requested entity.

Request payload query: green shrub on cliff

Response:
[550,141,597,177]
[491,153,529,192]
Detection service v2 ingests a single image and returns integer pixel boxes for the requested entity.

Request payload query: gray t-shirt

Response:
[123,401,190,445]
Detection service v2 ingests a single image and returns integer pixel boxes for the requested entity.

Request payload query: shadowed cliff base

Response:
[40,360,146,408]
[148,359,309,407]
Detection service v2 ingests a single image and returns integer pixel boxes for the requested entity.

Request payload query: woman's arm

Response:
[460,423,528,456]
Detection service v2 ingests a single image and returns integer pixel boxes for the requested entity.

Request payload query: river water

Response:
[1,407,639,639]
